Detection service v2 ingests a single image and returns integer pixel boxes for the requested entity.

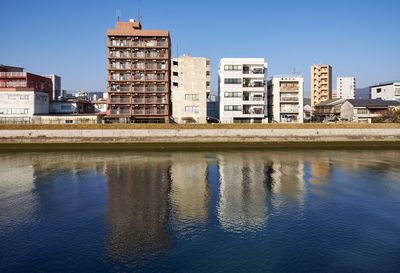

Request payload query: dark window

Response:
[376,88,382,93]
[224,78,242,84]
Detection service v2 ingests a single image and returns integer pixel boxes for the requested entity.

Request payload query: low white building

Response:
[171,55,210,123]
[0,90,49,123]
[267,76,304,123]
[370,81,400,101]
[341,99,400,123]
[218,58,268,123]
[337,77,355,99]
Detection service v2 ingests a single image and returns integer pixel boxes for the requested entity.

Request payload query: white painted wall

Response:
[218,58,268,123]
[371,82,400,101]
[0,91,49,117]
[337,77,355,99]
[268,76,304,123]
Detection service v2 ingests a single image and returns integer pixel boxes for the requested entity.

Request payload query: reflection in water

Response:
[105,156,172,262]
[218,153,268,232]
[269,156,305,206]
[170,154,209,232]
[1,150,400,272]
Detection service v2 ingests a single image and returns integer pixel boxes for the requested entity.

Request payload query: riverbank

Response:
[0,126,400,151]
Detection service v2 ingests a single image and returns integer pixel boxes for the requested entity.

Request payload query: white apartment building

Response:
[337,77,355,99]
[267,76,304,123]
[370,81,400,101]
[218,58,268,123]
[47,74,61,101]
[171,55,210,123]
[0,90,49,123]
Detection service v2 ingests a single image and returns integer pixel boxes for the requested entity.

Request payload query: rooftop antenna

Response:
[116,9,121,22]
[137,0,142,24]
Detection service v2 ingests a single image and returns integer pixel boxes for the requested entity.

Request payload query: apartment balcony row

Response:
[0,81,28,88]
[243,80,265,88]
[109,63,168,71]
[108,39,168,48]
[242,66,264,75]
[109,74,166,82]
[0,72,27,78]
[110,85,167,93]
[109,97,166,104]
[109,51,168,59]
[242,96,264,102]
[280,109,300,114]
[109,108,168,116]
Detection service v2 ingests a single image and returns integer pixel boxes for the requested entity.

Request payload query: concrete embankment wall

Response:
[0,129,399,144]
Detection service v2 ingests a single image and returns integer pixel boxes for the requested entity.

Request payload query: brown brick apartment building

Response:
[0,65,53,99]
[106,20,171,123]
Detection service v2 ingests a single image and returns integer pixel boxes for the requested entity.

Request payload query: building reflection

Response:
[169,153,210,227]
[217,153,268,232]
[268,155,305,205]
[309,156,332,185]
[105,155,172,261]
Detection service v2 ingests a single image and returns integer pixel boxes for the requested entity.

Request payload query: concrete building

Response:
[207,94,219,121]
[0,65,53,99]
[171,55,210,123]
[313,98,346,122]
[337,77,355,99]
[106,19,171,123]
[218,58,268,123]
[341,99,400,123]
[310,64,332,107]
[48,74,61,101]
[0,91,49,123]
[370,81,400,101]
[267,76,304,123]
[49,99,95,114]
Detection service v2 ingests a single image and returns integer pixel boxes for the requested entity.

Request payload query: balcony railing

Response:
[111,86,130,92]
[110,109,130,115]
[243,82,264,88]
[133,109,145,115]
[111,75,131,81]
[145,53,166,59]
[281,97,299,102]
[110,52,130,58]
[111,63,131,69]
[145,98,166,104]
[0,81,28,87]
[110,98,131,104]
[110,40,130,47]
[145,109,167,115]
[0,72,27,77]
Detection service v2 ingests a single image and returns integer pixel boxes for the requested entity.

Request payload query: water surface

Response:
[0,150,400,273]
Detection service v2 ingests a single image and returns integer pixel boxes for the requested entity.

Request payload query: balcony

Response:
[111,85,130,92]
[110,63,131,70]
[132,52,145,58]
[110,109,130,115]
[145,74,165,81]
[110,52,130,59]
[110,98,131,104]
[145,63,167,70]
[243,81,264,88]
[132,97,144,103]
[280,97,299,102]
[145,109,167,115]
[145,52,166,59]
[0,72,27,78]
[133,109,145,115]
[145,98,166,104]
[110,75,131,81]
[109,40,130,47]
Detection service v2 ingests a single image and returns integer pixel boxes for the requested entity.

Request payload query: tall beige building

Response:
[171,55,210,123]
[310,64,332,107]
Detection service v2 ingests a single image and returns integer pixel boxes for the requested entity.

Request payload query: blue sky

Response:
[1,0,399,97]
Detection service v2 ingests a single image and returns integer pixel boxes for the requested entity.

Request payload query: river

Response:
[0,150,399,272]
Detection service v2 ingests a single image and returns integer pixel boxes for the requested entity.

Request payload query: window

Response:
[395,88,400,96]
[224,65,242,71]
[173,82,178,87]
[224,78,242,84]
[185,106,199,113]
[173,61,178,66]
[376,88,382,93]
[224,92,241,98]
[224,105,242,111]
[61,105,71,110]
[65,120,73,124]
[185,94,199,101]
[8,95,18,100]
[173,71,178,76]
[357,109,369,115]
